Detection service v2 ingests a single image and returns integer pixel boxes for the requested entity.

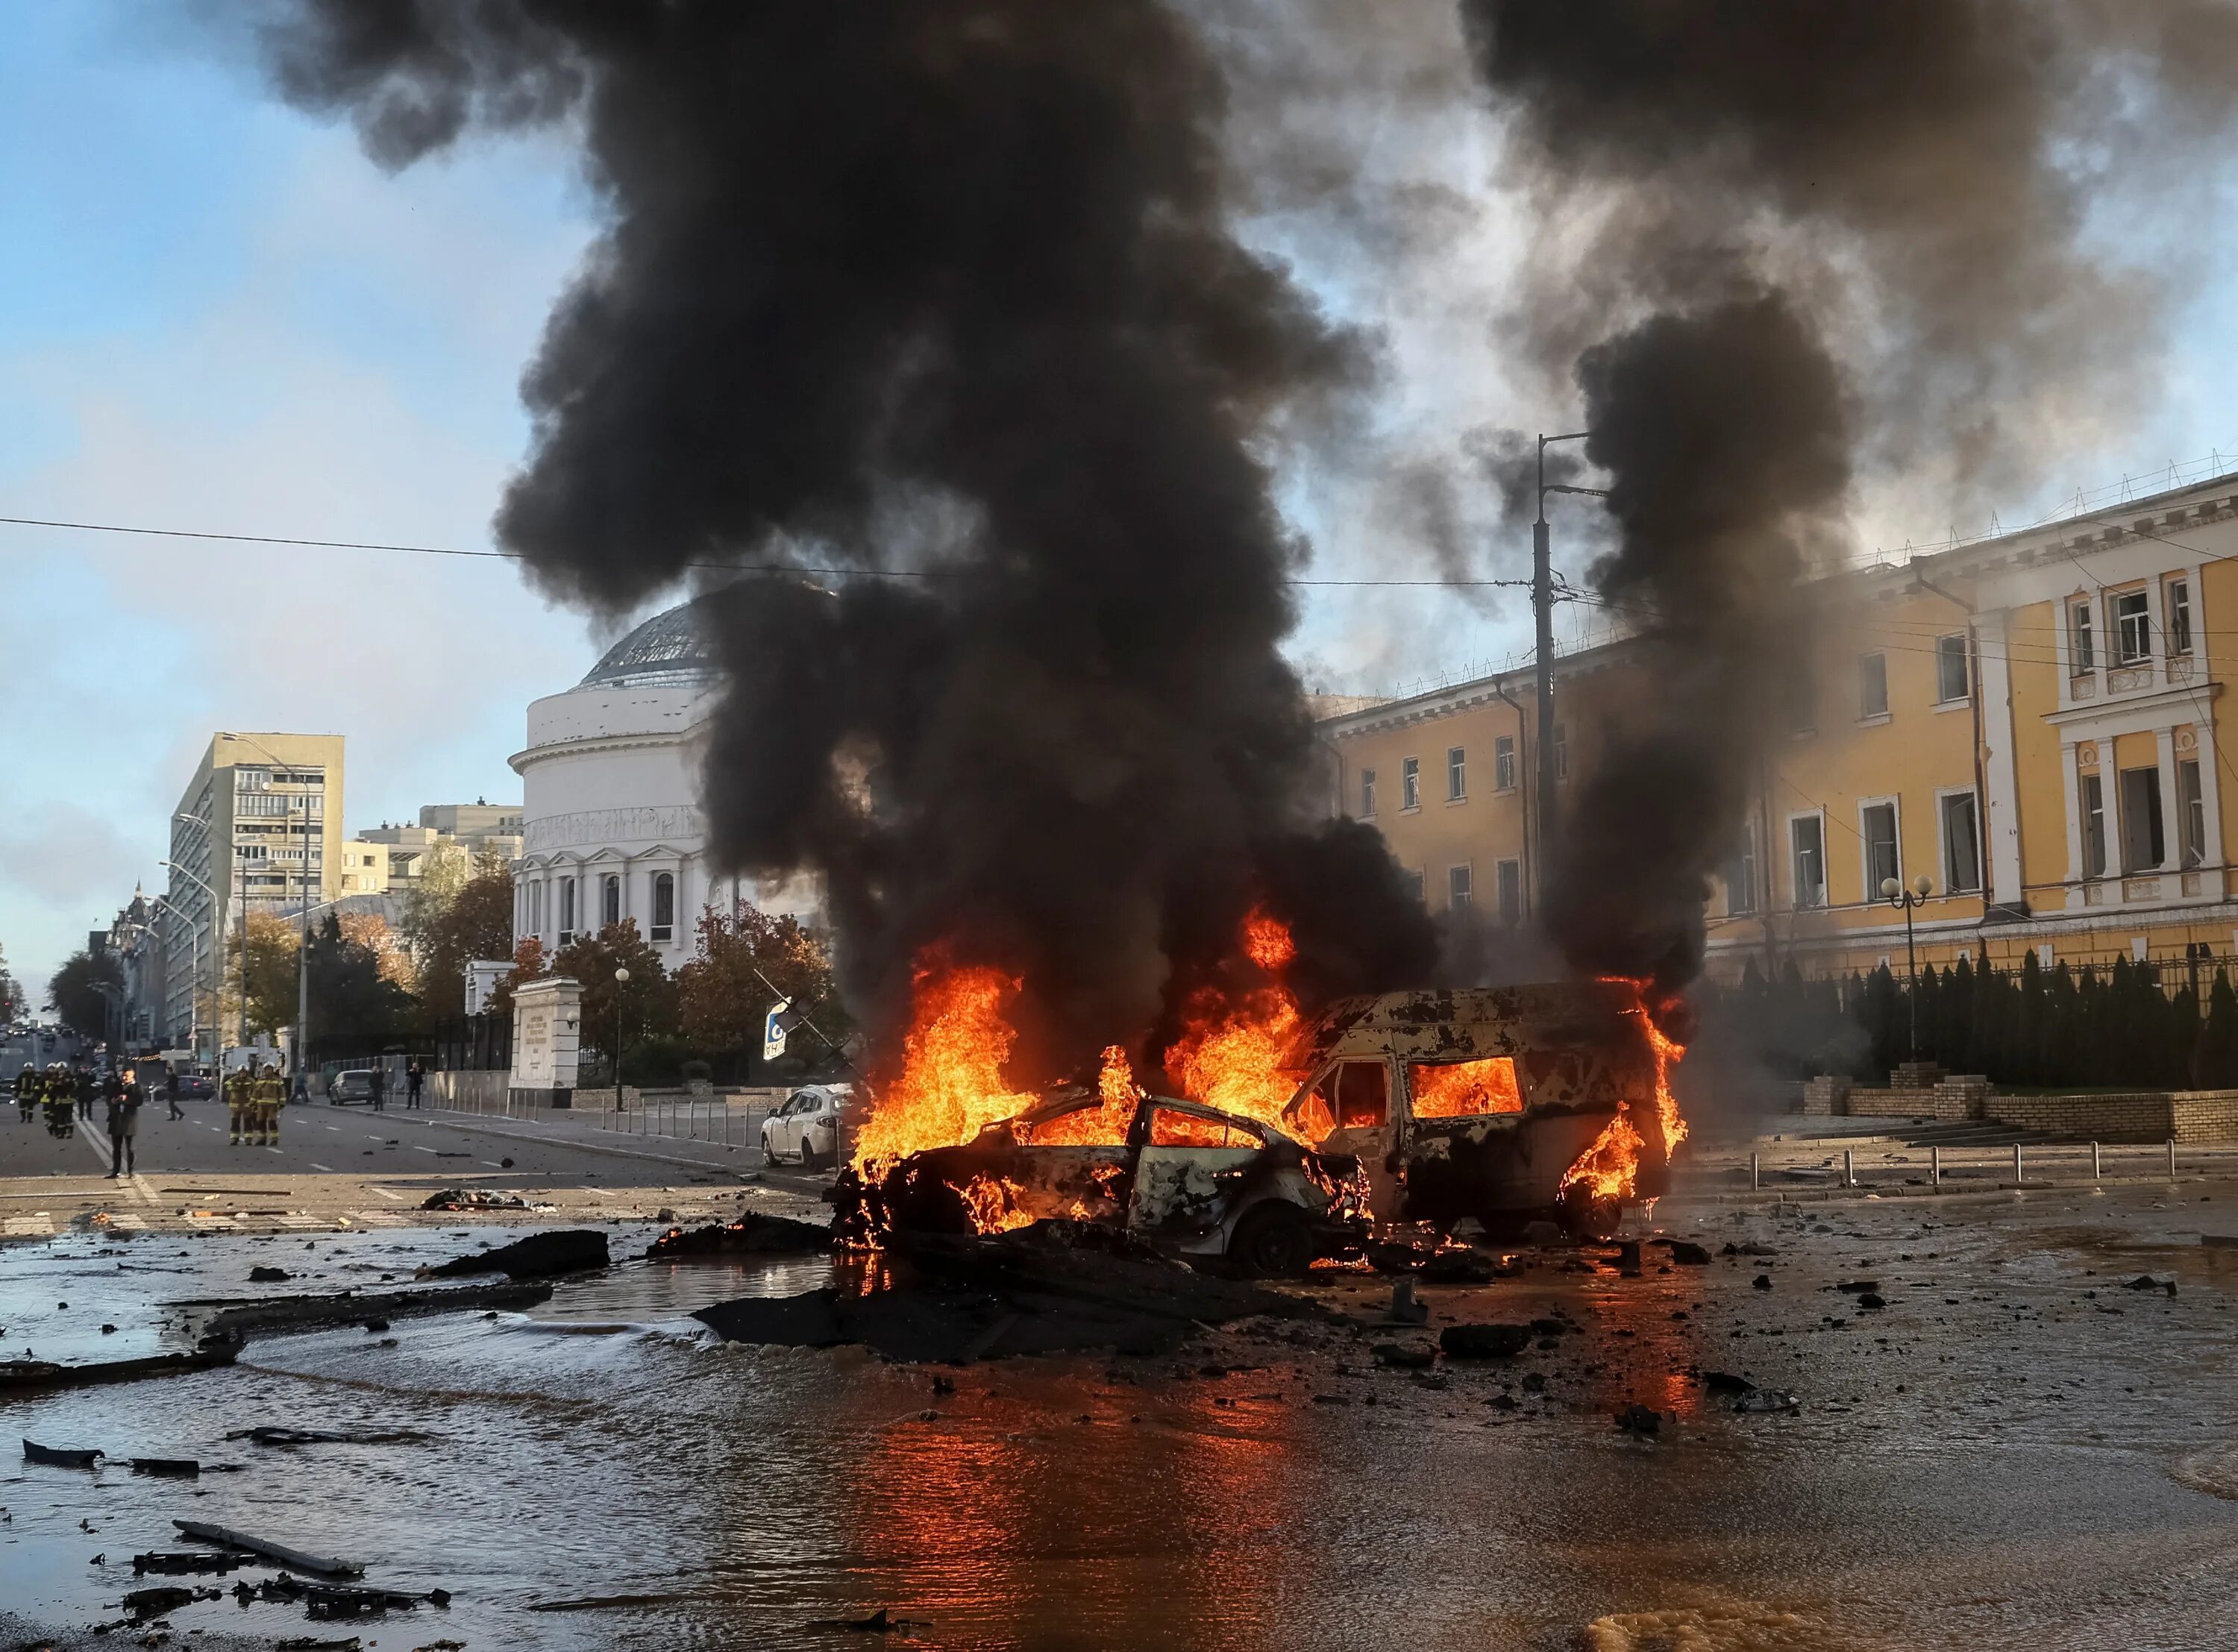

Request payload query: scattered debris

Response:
[123,1583,220,1617]
[694,1221,1317,1362]
[1752,1274,1773,1290]
[1,1340,243,1393]
[133,1550,257,1575]
[225,1425,437,1448]
[1613,1403,1663,1436]
[1855,1293,1887,1310]
[2122,1275,2178,1296]
[1379,1278,1429,1325]
[1438,1323,1532,1360]
[645,1213,831,1258]
[199,1281,552,1340]
[22,1439,102,1468]
[129,1457,201,1478]
[1731,1387,1803,1414]
[1653,1239,1713,1266]
[423,1228,610,1280]
[1699,1371,1755,1396]
[1418,1246,1505,1284]
[275,1639,363,1651]
[1371,1341,1437,1369]
[418,1188,529,1211]
[807,1607,922,1634]
[1835,1280,1880,1294]
[175,1519,364,1578]
[250,1266,293,1282]
[232,1572,451,1618]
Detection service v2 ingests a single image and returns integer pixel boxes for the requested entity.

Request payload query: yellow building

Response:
[1320,470,2238,981]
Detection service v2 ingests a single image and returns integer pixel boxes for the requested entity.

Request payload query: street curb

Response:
[1670,1169,2238,1210]
[414,1113,764,1181]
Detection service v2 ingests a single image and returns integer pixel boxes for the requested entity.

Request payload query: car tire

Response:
[1227,1203,1314,1279]
[800,1138,823,1172]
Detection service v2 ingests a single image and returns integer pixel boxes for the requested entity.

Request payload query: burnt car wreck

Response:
[839,981,1676,1268]
[836,1090,1369,1277]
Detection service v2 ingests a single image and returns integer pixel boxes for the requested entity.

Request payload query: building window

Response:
[2070,600,2095,672]
[1447,747,1467,802]
[2169,578,2193,656]
[1858,652,1888,720]
[559,876,577,945]
[601,873,621,928]
[1496,860,1521,926]
[1554,723,1569,780]
[1861,801,1899,897]
[2180,759,2206,867]
[1725,824,1758,915]
[2113,588,2150,665]
[1493,736,1515,793]
[2081,772,2108,879]
[652,872,676,943]
[1405,869,1425,906]
[1935,634,1970,703]
[1360,768,1377,818]
[1790,815,1825,909]
[1940,792,1982,893]
[1401,756,1420,811]
[1448,864,1473,909]
[2119,765,2164,873]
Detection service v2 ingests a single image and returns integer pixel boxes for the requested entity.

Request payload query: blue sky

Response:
[1,6,2234,999]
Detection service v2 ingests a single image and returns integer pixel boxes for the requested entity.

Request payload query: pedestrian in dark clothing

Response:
[75,1067,95,1122]
[407,1061,424,1110]
[370,1064,386,1112]
[104,1071,142,1178]
[165,1070,184,1121]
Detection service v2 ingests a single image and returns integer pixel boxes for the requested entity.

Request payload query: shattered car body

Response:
[1279,982,1665,1232]
[837,1091,1366,1276]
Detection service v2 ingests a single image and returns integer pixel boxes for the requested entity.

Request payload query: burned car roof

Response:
[1294,982,1656,1067]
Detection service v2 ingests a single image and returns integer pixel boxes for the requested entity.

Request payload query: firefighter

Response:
[253,1061,283,1147]
[225,1064,252,1147]
[14,1065,35,1124]
[44,1064,74,1138]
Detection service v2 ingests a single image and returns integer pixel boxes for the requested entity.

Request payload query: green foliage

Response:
[675,900,843,1056]
[48,949,123,1039]
[305,912,419,1040]
[411,855,519,1017]
[552,920,676,1057]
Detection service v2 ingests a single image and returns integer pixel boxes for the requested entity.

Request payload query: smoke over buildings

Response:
[248,0,1432,1077]
[1461,0,2238,990]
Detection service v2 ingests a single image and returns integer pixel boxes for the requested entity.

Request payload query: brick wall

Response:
[2172,1090,2238,1144]
[1985,1092,2172,1142]
[1803,1075,1852,1116]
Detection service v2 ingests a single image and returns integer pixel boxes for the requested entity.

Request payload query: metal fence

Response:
[583,1092,776,1149]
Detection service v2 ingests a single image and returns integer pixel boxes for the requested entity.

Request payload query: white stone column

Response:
[2156,726,2183,873]
[1978,609,2023,905]
[2060,740,2085,909]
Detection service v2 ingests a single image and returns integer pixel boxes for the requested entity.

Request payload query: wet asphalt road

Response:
[7,1178,2238,1649]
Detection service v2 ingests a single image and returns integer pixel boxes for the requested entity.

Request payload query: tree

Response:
[48,949,123,1040]
[677,899,843,1055]
[339,910,417,993]
[413,856,518,1016]
[552,920,674,1060]
[305,913,419,1042]
[488,935,547,1017]
[227,911,301,1039]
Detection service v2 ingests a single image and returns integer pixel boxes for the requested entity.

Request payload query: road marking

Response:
[3,1213,54,1237]
[480,1161,503,1169]
[412,1146,439,1155]
[266,1147,284,1155]
[186,1213,242,1228]
[325,1125,341,1133]
[272,1213,324,1229]
[310,1162,335,1172]
[352,1210,406,1227]
[109,1213,147,1231]
[369,1186,405,1202]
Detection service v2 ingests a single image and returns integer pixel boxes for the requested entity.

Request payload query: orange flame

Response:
[1559,980,1687,1205]
[1161,910,1306,1135]
[1021,1045,1139,1146]
[1408,1056,1523,1118]
[957,1174,1036,1234]
[850,955,1035,1172]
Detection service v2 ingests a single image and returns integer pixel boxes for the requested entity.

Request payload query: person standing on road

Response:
[224,1065,251,1146]
[14,1066,36,1124]
[74,1064,96,1122]
[253,1061,283,1146]
[104,1068,142,1178]
[166,1067,184,1121]
[407,1060,424,1111]
[370,1062,386,1113]
[44,1064,75,1138]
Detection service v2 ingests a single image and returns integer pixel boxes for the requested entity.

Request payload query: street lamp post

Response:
[149,898,200,1058]
[612,966,630,1110]
[1532,430,1601,903]
[1881,873,1935,1059]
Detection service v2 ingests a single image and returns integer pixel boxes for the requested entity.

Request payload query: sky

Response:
[1,4,2234,1000]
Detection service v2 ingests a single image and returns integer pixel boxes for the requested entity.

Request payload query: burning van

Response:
[1277,981,1682,1232]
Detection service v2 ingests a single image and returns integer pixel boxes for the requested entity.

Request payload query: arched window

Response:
[652,872,676,943]
[602,873,621,928]
[560,876,577,943]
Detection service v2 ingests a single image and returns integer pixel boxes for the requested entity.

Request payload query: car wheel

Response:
[1227,1203,1314,1279]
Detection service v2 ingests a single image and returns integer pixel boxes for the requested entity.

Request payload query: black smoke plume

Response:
[249,1,1433,1075]
[1461,0,2238,989]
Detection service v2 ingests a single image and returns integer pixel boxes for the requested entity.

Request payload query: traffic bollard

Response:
[2169,1137,2178,1178]
[1843,1148,1855,1189]
[2092,1140,2101,1180]
[1750,1151,1760,1191]
[2013,1142,2023,1183]
[1930,1144,1940,1188]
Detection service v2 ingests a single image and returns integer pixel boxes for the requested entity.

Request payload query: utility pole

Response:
[1534,431,1595,902]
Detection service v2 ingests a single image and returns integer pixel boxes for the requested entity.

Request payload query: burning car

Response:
[837,1087,1367,1278]
[1277,981,1682,1233]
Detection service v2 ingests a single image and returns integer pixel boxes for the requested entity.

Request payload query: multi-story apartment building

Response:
[162,732,345,1054]
[1320,469,2238,982]
[342,803,526,898]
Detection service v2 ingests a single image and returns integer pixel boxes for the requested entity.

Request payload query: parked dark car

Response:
[328,1069,376,1105]
[174,1072,216,1101]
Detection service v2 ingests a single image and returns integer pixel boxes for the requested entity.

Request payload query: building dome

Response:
[576,600,718,690]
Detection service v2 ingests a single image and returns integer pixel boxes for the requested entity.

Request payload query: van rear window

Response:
[1409,1058,1523,1118]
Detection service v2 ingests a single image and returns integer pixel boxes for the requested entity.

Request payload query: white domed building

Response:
[510,601,807,968]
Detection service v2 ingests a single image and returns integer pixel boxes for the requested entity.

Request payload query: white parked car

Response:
[760,1083,850,1169]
